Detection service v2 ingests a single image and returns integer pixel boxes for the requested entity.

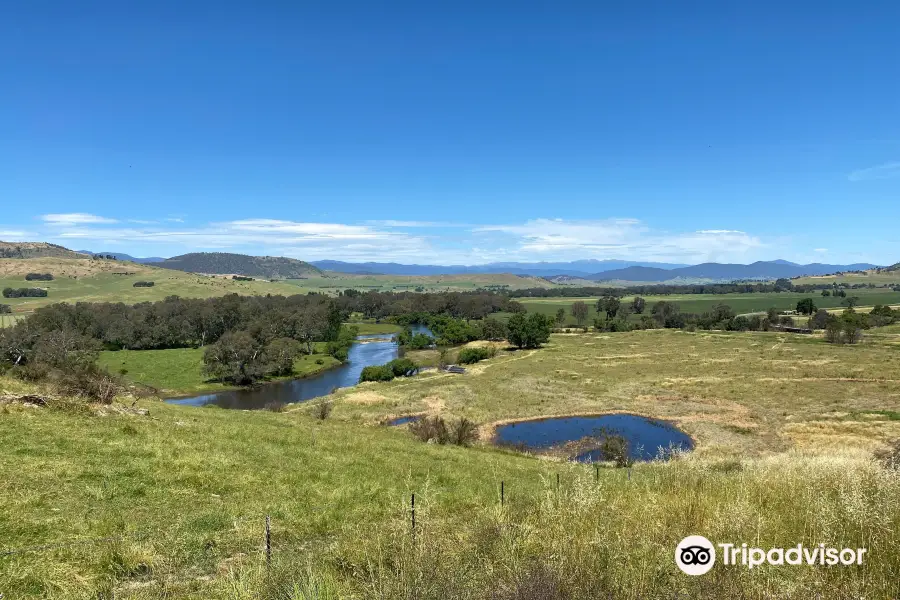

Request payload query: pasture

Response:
[284,272,554,294]
[97,344,338,396]
[795,269,900,286]
[518,288,900,324]
[1,327,899,597]
[336,329,900,459]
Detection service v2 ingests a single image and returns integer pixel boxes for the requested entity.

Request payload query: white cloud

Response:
[474,218,762,263]
[814,248,828,253]
[29,214,775,265]
[0,230,34,241]
[848,161,900,182]
[42,213,118,225]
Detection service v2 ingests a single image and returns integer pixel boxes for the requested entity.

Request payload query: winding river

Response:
[167,325,432,410]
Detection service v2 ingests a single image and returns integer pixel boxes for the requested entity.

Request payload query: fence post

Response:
[556,472,560,493]
[265,515,271,566]
[627,467,632,481]
[501,480,505,506]
[595,463,599,482]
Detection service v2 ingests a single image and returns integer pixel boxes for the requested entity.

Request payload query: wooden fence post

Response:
[265,515,271,566]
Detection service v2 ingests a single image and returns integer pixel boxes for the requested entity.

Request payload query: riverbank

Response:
[97,346,341,397]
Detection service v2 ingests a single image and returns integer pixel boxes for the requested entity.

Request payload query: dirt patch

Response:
[342,390,388,405]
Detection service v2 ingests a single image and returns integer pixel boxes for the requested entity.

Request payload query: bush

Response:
[595,433,631,468]
[386,357,417,377]
[0,304,11,314]
[310,398,333,420]
[264,400,286,412]
[457,346,495,364]
[132,281,155,287]
[232,275,254,281]
[2,287,48,298]
[507,313,553,349]
[359,365,395,383]
[448,417,479,446]
[409,416,450,444]
[56,364,123,404]
[25,273,54,281]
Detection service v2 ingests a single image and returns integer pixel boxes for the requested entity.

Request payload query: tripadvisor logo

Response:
[675,536,867,575]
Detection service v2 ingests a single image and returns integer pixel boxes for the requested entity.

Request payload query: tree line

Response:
[2,288,49,298]
[507,280,892,298]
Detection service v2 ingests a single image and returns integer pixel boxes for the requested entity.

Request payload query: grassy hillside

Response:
[156,252,323,279]
[0,258,302,314]
[1,351,898,597]
[794,268,900,285]
[0,241,88,259]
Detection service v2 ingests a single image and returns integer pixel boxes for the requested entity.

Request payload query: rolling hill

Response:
[155,252,323,279]
[592,261,879,282]
[78,250,166,263]
[311,259,688,277]
[0,241,89,260]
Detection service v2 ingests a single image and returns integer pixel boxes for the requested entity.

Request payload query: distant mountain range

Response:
[312,259,879,282]
[3,241,887,283]
[311,259,689,278]
[154,252,323,279]
[78,251,166,264]
[592,261,879,282]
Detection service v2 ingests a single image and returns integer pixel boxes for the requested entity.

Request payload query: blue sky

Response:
[2,1,899,265]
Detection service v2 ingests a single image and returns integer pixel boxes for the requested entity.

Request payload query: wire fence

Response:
[0,468,631,561]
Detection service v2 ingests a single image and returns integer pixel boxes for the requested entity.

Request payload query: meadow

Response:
[97,344,338,396]
[283,272,554,294]
[795,269,900,286]
[338,329,900,459]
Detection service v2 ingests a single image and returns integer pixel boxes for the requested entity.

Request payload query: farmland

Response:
[517,288,900,324]
[2,328,899,598]
[284,272,555,294]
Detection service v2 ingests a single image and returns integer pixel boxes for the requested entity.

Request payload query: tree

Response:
[506,313,552,349]
[766,307,780,322]
[266,337,301,376]
[809,309,829,329]
[821,290,831,297]
[651,301,679,325]
[555,307,566,326]
[774,278,793,291]
[796,298,817,316]
[571,301,589,326]
[597,294,621,320]
[841,296,860,308]
[631,296,646,314]
[203,331,267,385]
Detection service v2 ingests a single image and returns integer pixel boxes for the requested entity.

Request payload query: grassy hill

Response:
[0,241,89,259]
[0,258,303,314]
[289,272,557,293]
[156,252,323,279]
[1,329,899,597]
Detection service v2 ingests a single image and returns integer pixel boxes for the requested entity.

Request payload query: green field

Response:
[2,328,900,597]
[97,344,338,396]
[518,289,900,324]
[284,272,555,294]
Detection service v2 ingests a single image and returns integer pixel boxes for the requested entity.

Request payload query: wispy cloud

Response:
[42,213,118,225]
[0,230,34,241]
[22,213,790,264]
[848,161,900,182]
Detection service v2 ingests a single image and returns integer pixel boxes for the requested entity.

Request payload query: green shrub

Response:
[359,365,395,383]
[386,358,417,377]
[457,347,494,364]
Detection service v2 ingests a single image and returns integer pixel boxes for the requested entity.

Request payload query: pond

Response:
[388,415,421,426]
[494,414,693,462]
[168,334,401,410]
